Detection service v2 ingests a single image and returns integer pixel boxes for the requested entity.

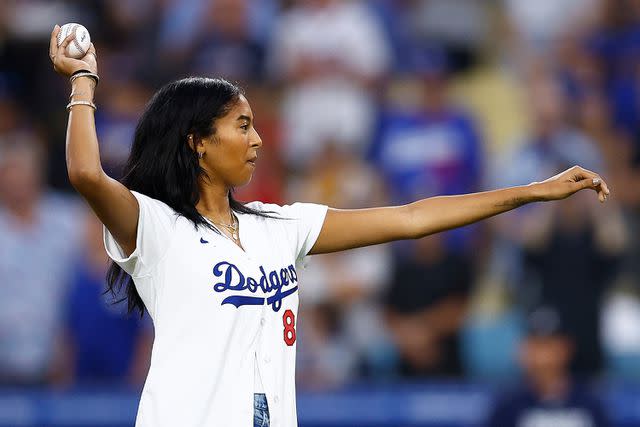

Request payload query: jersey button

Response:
[264,355,271,363]
[273,395,279,404]
[260,317,266,326]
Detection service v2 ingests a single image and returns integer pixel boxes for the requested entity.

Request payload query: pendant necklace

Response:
[210,212,239,241]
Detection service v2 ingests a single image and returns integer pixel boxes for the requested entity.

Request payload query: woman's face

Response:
[201,94,262,187]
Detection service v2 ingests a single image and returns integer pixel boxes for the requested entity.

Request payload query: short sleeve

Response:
[291,203,328,262]
[252,202,328,264]
[103,191,177,277]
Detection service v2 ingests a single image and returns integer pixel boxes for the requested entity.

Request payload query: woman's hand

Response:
[49,25,97,77]
[532,165,611,203]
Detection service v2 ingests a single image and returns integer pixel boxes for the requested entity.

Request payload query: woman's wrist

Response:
[68,77,97,111]
[70,77,95,100]
[524,182,546,203]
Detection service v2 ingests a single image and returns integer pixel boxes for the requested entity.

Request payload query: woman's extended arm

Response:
[310,166,610,254]
[50,25,138,255]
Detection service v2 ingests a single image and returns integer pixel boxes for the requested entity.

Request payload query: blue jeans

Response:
[254,393,270,427]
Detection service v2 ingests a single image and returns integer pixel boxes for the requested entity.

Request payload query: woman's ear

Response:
[187,133,205,152]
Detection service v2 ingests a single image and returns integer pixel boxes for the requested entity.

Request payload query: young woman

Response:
[50,26,610,427]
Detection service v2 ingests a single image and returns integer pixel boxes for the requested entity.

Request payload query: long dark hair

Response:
[106,77,272,317]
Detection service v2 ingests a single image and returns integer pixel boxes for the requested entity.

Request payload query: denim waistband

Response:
[254,393,269,411]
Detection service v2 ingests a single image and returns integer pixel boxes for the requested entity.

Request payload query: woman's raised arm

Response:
[50,25,138,255]
[310,165,610,254]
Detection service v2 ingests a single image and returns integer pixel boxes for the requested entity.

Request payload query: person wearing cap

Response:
[485,306,610,427]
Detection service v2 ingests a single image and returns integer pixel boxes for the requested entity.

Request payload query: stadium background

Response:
[1,0,640,425]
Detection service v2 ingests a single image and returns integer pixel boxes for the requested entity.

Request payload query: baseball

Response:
[57,23,91,59]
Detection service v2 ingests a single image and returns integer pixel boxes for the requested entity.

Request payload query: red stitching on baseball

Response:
[69,25,87,57]
[72,36,86,57]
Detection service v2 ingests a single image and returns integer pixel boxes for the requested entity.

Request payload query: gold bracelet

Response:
[66,100,97,111]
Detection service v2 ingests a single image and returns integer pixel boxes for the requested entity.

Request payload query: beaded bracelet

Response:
[66,100,97,111]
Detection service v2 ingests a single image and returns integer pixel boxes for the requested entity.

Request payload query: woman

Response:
[50,26,610,427]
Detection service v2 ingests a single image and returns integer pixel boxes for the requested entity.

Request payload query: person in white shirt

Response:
[268,0,391,168]
[50,25,610,427]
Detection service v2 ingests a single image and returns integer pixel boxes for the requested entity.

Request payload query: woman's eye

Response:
[241,124,249,131]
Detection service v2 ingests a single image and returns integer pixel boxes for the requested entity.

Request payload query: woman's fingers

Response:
[49,25,60,61]
[577,176,602,202]
[583,176,607,202]
[58,32,76,55]
[579,166,610,196]
[51,33,77,72]
[600,178,610,197]
[76,43,98,74]
[592,177,610,203]
[572,167,610,203]
[590,175,610,202]
[84,43,97,62]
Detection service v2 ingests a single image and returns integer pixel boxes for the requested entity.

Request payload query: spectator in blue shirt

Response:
[58,212,152,386]
[370,46,484,254]
[375,47,484,377]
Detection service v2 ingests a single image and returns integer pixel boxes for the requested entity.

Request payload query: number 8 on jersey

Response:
[283,309,296,346]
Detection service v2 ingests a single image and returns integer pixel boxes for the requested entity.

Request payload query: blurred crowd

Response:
[0,0,639,403]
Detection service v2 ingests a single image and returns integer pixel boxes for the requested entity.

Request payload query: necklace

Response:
[209,211,239,241]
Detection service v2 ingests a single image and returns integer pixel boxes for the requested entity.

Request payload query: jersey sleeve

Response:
[254,202,328,264]
[287,202,328,262]
[103,191,177,277]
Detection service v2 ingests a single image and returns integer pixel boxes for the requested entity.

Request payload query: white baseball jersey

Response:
[103,191,328,427]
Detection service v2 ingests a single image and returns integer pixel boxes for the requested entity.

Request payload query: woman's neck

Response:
[196,183,233,222]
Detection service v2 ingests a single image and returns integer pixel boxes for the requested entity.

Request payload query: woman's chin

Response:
[236,173,254,187]
[230,163,256,188]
